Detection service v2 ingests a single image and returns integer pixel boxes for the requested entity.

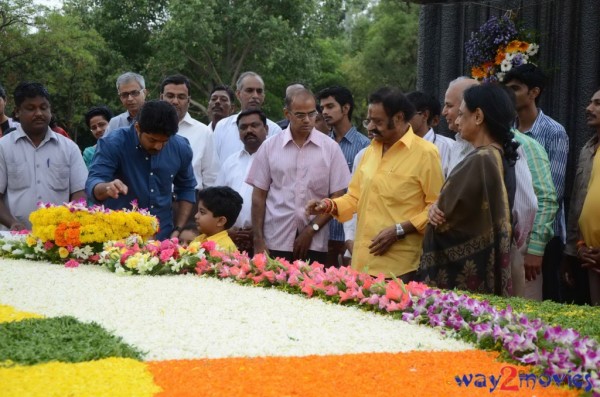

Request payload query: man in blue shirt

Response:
[86,100,196,240]
[504,64,569,302]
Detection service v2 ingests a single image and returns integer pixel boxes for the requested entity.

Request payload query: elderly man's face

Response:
[118,80,146,116]
[237,76,265,110]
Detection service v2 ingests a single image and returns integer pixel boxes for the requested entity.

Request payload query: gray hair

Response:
[116,72,145,90]
[236,71,264,91]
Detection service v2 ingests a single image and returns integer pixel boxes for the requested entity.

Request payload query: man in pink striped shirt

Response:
[246,88,351,264]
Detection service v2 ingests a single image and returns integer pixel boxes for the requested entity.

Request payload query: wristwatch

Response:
[311,222,320,232]
[395,223,405,239]
[173,226,182,233]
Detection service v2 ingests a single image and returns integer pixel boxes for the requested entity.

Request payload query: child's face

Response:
[195,201,224,236]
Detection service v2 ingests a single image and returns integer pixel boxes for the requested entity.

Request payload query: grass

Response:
[0,316,144,366]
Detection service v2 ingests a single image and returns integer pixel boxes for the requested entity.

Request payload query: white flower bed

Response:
[0,259,473,361]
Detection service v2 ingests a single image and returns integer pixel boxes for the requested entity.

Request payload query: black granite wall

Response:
[416,0,600,199]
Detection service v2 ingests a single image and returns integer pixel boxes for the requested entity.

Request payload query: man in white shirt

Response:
[215,109,269,253]
[106,72,147,135]
[213,71,282,161]
[406,91,455,178]
[207,85,235,131]
[159,75,219,191]
[432,77,537,296]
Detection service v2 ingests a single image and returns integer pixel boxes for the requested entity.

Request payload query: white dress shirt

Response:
[423,128,455,178]
[446,135,537,249]
[215,149,255,228]
[213,113,282,161]
[177,113,220,190]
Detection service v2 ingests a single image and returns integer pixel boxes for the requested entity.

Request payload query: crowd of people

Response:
[0,64,598,305]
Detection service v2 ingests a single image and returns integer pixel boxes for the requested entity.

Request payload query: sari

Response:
[418,146,513,296]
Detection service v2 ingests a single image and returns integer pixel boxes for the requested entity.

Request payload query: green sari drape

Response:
[418,146,513,296]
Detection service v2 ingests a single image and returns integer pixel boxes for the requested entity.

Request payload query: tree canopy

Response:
[1,0,419,148]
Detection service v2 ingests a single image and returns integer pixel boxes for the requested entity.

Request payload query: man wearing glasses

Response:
[246,88,350,264]
[306,87,443,281]
[105,72,147,135]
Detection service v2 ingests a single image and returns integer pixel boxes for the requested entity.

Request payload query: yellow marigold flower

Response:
[58,247,69,258]
[26,235,37,247]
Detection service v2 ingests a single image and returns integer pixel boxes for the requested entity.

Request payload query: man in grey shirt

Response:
[0,82,87,230]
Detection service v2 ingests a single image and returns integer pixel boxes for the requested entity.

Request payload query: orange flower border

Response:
[148,351,579,397]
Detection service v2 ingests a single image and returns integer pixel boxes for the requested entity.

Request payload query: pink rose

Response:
[65,259,80,268]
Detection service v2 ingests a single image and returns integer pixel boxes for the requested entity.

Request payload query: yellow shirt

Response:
[334,128,443,276]
[193,230,237,252]
[579,151,600,247]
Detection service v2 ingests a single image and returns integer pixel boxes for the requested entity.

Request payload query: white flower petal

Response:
[0,259,474,361]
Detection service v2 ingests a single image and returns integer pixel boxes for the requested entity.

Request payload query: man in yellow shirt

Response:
[306,87,443,280]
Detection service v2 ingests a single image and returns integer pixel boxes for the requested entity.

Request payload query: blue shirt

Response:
[328,126,371,242]
[521,109,568,242]
[85,125,196,240]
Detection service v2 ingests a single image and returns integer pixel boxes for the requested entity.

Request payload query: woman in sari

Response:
[417,84,519,296]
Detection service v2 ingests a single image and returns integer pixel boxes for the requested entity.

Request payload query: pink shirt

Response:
[246,128,351,252]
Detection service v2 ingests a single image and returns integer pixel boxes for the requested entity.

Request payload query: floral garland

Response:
[465,15,539,82]
[19,201,159,263]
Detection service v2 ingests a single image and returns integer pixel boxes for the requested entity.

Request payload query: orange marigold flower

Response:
[495,47,506,65]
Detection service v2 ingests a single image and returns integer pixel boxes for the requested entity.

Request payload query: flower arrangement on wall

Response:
[465,15,539,83]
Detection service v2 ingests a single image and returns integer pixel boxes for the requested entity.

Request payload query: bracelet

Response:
[321,198,335,214]
[577,240,587,249]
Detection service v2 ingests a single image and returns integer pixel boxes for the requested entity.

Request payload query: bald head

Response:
[285,83,305,97]
[443,77,479,132]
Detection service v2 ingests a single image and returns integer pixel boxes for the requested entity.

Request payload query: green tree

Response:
[63,0,168,72]
[2,10,114,148]
[341,0,420,122]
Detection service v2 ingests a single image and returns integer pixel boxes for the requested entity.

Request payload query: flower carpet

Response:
[0,255,592,396]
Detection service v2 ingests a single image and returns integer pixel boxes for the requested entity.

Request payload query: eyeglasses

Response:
[362,118,387,129]
[118,90,143,99]
[292,111,318,120]
[163,93,189,101]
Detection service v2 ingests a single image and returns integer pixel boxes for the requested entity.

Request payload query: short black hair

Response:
[317,86,355,120]
[197,186,243,229]
[210,85,235,102]
[236,108,267,126]
[502,64,547,104]
[368,87,415,122]
[0,84,6,100]
[137,100,179,136]
[406,91,441,125]
[84,106,113,128]
[13,82,50,108]
[160,74,191,94]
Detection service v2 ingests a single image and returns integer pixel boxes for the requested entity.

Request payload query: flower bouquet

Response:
[0,200,159,265]
[465,15,539,83]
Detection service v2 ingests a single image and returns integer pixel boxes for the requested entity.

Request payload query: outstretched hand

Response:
[105,179,128,199]
[305,199,328,216]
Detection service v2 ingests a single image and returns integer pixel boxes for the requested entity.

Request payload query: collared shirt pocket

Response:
[7,162,30,191]
[47,162,70,191]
